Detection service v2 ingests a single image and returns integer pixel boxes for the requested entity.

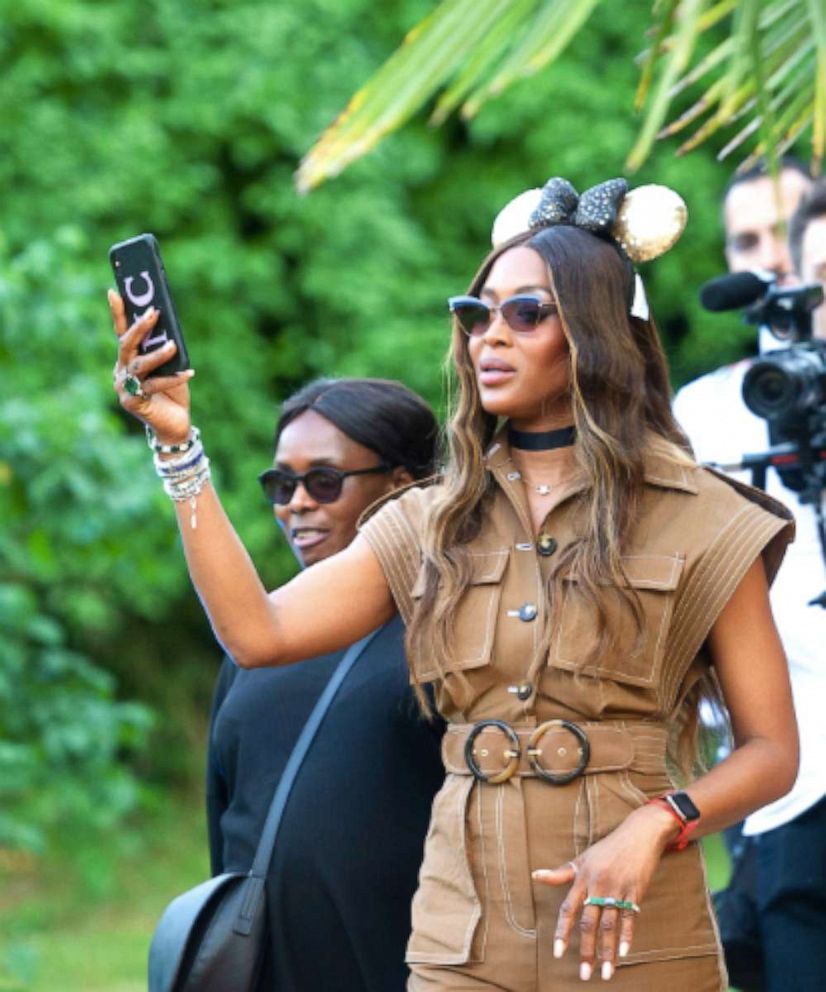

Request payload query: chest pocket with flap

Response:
[411,549,509,683]
[549,553,684,688]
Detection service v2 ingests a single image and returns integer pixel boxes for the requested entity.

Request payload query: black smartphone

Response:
[109,233,190,377]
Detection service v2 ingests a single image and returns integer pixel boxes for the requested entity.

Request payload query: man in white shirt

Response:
[674,163,826,992]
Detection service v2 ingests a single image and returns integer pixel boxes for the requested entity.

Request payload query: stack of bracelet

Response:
[148,426,211,529]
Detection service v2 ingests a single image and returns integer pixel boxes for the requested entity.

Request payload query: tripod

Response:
[711,432,826,608]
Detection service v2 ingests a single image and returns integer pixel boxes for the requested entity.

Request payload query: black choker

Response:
[508,425,576,451]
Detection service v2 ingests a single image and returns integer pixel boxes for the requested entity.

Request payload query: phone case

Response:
[109,233,190,377]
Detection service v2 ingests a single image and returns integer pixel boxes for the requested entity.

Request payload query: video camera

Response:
[700,270,826,606]
[699,270,825,494]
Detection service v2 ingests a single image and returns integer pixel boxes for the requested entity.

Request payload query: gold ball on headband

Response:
[612,184,688,263]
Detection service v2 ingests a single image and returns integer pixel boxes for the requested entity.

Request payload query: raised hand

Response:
[109,289,194,443]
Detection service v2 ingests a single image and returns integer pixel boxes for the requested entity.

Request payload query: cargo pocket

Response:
[550,554,684,687]
[411,549,509,683]
[406,776,482,965]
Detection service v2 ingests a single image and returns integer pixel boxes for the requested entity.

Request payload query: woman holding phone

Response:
[110,175,798,990]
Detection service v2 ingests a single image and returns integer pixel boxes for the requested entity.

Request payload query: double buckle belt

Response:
[444,719,665,785]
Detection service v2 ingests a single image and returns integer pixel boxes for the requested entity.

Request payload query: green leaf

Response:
[295,0,516,192]
[808,0,826,169]
[626,0,708,171]
[463,0,602,114]
[430,0,535,125]
[635,0,680,109]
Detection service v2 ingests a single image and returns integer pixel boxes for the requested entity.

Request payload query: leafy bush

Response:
[1,0,741,853]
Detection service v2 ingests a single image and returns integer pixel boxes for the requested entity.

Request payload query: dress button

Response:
[508,681,534,700]
[537,534,558,557]
[518,603,538,622]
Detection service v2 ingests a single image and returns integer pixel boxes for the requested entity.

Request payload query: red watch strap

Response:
[646,796,699,852]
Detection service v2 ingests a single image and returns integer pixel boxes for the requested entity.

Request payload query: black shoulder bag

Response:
[148,629,381,992]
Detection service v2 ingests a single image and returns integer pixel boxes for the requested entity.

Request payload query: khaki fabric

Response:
[359,430,794,990]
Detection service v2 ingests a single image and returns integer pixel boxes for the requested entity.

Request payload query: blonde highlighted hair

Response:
[408,225,716,774]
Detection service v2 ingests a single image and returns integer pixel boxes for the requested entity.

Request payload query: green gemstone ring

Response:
[124,372,146,398]
[584,896,640,913]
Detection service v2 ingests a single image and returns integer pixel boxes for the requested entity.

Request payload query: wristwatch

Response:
[663,790,701,824]
[647,791,701,851]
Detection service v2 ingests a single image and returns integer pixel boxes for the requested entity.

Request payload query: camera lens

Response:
[743,365,793,418]
[742,347,826,420]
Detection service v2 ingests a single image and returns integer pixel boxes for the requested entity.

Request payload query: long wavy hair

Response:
[407,224,713,773]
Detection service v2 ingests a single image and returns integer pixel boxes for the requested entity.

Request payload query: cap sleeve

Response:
[358,484,437,625]
[665,469,795,697]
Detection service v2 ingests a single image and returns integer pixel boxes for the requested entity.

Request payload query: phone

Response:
[109,233,190,377]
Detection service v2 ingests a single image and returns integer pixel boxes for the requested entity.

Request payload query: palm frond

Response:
[462,0,601,113]
[808,0,826,170]
[295,0,518,193]
[635,0,681,109]
[625,0,707,171]
[430,0,535,126]
[296,0,826,191]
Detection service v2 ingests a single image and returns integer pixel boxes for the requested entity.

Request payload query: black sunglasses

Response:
[448,294,558,336]
[258,464,392,505]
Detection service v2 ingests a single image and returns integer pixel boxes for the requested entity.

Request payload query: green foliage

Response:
[297,0,823,188]
[1,0,748,857]
[0,231,162,850]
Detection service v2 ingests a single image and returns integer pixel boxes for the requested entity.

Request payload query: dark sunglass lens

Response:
[502,299,543,332]
[453,302,490,336]
[260,471,296,505]
[274,481,296,504]
[304,468,344,503]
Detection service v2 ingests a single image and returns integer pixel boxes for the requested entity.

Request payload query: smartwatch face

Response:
[669,791,701,822]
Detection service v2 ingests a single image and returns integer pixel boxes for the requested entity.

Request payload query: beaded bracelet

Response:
[152,436,211,529]
[146,425,200,455]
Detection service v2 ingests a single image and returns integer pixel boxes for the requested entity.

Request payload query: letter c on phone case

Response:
[124,271,155,308]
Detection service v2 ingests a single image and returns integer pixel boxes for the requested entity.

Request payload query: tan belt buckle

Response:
[464,719,521,784]
[527,719,591,784]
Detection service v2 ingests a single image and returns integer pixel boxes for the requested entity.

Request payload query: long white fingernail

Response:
[580,962,592,981]
[554,938,565,958]
[619,941,630,958]
[532,869,552,880]
[601,961,614,981]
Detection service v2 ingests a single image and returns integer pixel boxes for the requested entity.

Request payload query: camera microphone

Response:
[699,270,776,312]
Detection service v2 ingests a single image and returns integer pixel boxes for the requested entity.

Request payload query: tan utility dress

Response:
[359,432,794,991]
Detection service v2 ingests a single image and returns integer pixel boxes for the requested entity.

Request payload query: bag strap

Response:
[233,626,382,934]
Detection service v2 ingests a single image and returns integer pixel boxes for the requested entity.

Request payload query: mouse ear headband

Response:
[491,177,688,320]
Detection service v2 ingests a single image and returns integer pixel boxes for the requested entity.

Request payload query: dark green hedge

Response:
[0,0,742,850]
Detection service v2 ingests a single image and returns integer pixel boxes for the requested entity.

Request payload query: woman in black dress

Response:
[205,378,444,991]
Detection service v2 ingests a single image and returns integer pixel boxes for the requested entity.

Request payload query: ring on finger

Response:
[123,371,147,399]
[583,896,640,913]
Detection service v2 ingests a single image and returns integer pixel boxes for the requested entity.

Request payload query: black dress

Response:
[206,616,445,992]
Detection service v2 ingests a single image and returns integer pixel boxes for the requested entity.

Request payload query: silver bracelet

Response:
[162,459,211,529]
[153,437,211,529]
[155,449,206,478]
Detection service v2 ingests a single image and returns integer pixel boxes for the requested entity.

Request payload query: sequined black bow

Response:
[529,177,629,239]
